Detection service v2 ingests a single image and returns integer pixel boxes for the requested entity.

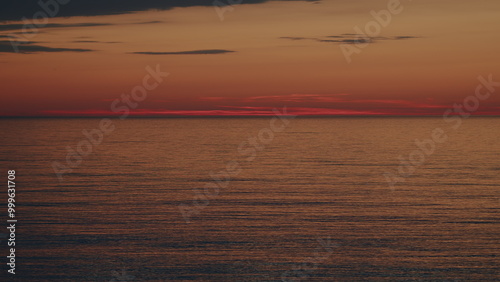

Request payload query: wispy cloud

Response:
[72,40,99,43]
[71,40,121,44]
[279,36,309,41]
[133,21,164,25]
[281,34,420,45]
[131,49,236,55]
[0,40,93,53]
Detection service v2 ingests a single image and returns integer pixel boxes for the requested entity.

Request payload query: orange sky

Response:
[1,0,500,116]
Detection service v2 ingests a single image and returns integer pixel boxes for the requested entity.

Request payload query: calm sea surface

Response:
[0,118,498,281]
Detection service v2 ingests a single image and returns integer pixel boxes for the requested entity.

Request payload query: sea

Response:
[0,117,498,281]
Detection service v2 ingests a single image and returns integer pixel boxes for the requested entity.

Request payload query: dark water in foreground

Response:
[0,118,498,281]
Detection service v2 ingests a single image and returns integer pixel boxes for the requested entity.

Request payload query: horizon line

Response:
[2,114,500,118]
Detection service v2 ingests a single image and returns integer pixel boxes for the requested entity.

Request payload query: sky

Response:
[1,0,500,116]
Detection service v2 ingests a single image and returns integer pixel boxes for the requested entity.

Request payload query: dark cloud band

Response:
[0,23,111,32]
[0,0,317,22]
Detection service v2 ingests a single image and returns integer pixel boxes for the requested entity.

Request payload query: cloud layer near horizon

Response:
[29,94,500,117]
